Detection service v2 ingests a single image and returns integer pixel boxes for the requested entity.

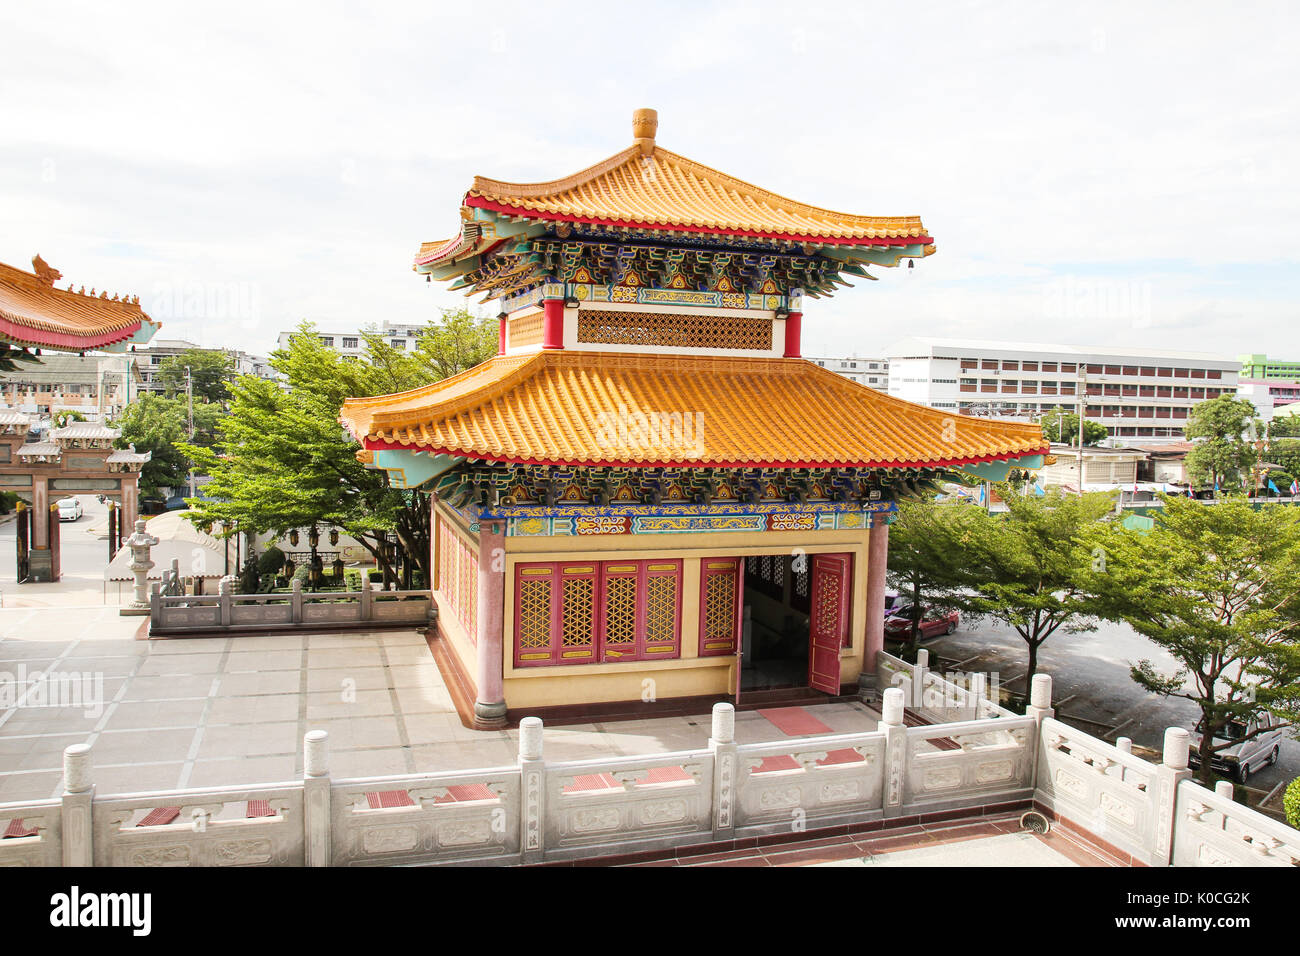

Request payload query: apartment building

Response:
[1237,379,1300,422]
[884,337,1240,443]
[1237,353,1300,380]
[0,353,142,420]
[276,321,424,358]
[129,338,274,394]
[806,355,889,390]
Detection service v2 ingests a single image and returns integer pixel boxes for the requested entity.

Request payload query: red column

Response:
[863,518,889,681]
[497,314,507,355]
[782,310,803,358]
[474,521,507,728]
[542,297,565,350]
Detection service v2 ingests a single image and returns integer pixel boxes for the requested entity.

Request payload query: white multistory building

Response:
[276,321,425,358]
[806,355,889,390]
[883,337,1240,444]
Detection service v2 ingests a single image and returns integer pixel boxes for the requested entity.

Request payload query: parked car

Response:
[56,497,83,522]
[1187,711,1287,782]
[885,607,959,640]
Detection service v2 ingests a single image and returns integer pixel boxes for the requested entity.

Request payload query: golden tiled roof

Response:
[340,352,1046,468]
[467,145,930,243]
[417,110,933,267]
[0,257,151,350]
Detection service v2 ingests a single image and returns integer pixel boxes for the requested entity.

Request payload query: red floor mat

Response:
[2,818,38,838]
[137,807,181,827]
[758,707,834,736]
[366,790,415,809]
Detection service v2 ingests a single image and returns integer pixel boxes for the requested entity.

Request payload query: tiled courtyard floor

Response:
[0,615,884,801]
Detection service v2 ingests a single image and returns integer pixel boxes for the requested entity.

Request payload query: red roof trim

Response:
[0,314,142,351]
[463,196,933,249]
[361,437,1048,471]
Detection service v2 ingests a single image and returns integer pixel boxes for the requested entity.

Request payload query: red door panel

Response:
[808,553,851,694]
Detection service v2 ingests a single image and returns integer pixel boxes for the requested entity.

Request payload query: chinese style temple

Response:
[340,110,1047,728]
[0,255,159,581]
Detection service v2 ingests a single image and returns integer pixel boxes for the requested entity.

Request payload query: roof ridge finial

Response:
[633,108,657,158]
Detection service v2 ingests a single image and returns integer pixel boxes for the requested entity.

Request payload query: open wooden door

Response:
[808,553,852,695]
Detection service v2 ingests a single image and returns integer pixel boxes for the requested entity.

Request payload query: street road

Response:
[0,495,118,608]
[926,616,1299,793]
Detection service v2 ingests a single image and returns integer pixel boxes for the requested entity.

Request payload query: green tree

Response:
[1037,406,1108,446]
[52,409,88,428]
[1184,394,1259,492]
[184,318,471,583]
[113,393,224,498]
[946,486,1117,687]
[360,308,497,384]
[1085,495,1300,785]
[885,498,966,657]
[155,349,236,403]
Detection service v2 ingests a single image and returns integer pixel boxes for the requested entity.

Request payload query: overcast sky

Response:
[2,1,1297,362]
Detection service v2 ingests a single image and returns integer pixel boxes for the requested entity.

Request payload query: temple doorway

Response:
[739,552,852,694]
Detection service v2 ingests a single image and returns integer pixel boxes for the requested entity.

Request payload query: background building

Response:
[129,338,273,394]
[0,353,143,420]
[1237,379,1300,422]
[806,355,889,390]
[276,321,423,358]
[884,337,1240,444]
[1237,354,1300,380]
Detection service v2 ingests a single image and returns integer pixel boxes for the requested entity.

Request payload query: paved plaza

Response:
[0,605,885,802]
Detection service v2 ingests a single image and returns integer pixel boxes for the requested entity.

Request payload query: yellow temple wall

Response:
[501,527,871,710]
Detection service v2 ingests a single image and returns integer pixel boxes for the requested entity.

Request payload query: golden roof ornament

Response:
[632,107,657,158]
[31,254,62,285]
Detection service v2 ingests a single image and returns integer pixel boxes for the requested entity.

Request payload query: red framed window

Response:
[513,560,682,667]
[699,559,742,657]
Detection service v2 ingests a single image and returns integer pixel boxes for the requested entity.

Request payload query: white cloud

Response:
[2,0,1298,358]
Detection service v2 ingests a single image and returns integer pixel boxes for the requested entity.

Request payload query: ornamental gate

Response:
[15,505,29,583]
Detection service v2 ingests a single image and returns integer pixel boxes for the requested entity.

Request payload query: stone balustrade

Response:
[0,677,1294,867]
[149,578,433,636]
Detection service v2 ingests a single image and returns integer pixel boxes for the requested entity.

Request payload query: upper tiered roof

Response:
[416,109,934,274]
[0,256,158,351]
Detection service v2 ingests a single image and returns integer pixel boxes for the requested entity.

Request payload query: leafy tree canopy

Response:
[1184,394,1259,491]
[156,349,236,404]
[1038,406,1109,447]
[113,393,224,498]
[1084,495,1300,783]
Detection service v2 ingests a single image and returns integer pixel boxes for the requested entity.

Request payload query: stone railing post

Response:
[879,687,907,817]
[359,574,372,622]
[518,717,545,864]
[1025,674,1054,789]
[303,730,331,867]
[62,744,94,867]
[708,702,737,842]
[1116,736,1133,755]
[218,575,233,627]
[291,578,304,625]
[1153,726,1192,866]
[968,671,987,720]
[1214,780,1235,801]
[912,648,929,714]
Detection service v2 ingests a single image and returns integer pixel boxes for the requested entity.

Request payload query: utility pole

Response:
[185,365,196,499]
[1076,367,1088,496]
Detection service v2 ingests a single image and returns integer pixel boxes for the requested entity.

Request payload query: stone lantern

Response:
[120,518,159,616]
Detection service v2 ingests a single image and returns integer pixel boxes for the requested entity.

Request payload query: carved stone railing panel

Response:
[544,751,713,855]
[92,785,303,867]
[905,717,1035,807]
[1035,717,1161,863]
[734,731,887,831]
[330,768,520,866]
[0,801,62,866]
[1172,780,1300,868]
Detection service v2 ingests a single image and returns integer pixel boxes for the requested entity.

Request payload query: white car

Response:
[1187,712,1288,782]
[56,497,83,522]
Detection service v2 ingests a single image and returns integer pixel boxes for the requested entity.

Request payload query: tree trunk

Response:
[1025,639,1039,694]
[1197,735,1216,786]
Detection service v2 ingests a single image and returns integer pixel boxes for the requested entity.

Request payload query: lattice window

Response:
[699,559,741,656]
[602,570,638,653]
[436,518,478,643]
[514,559,682,666]
[576,310,773,351]
[508,312,544,348]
